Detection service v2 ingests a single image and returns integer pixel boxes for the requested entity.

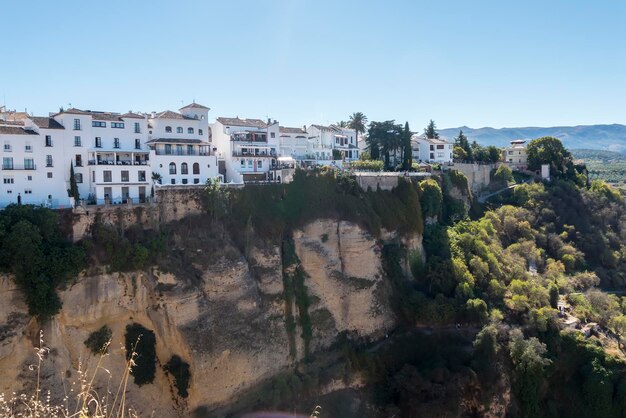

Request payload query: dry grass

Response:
[0,330,141,418]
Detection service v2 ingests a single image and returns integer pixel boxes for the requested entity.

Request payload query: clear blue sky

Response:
[1,0,625,131]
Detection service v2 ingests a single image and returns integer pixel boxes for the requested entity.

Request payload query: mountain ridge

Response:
[439,123,626,152]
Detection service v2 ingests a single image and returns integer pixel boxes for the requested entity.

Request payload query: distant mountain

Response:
[439,124,626,153]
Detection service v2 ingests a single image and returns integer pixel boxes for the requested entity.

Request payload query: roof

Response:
[180,102,210,110]
[510,139,527,144]
[0,126,37,135]
[122,112,145,119]
[412,134,451,145]
[145,138,209,145]
[153,110,194,120]
[31,117,64,129]
[279,126,307,134]
[60,108,91,115]
[6,112,30,120]
[216,117,267,128]
[309,124,341,132]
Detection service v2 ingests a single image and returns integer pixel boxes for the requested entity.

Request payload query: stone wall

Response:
[449,162,497,193]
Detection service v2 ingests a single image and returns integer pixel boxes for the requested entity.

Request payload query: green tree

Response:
[472,324,498,380]
[201,178,230,221]
[419,179,442,219]
[487,146,501,163]
[348,112,368,148]
[609,314,626,349]
[335,120,348,128]
[69,162,80,204]
[493,164,513,183]
[402,121,413,171]
[367,120,403,169]
[526,136,574,178]
[454,130,472,161]
[549,283,559,309]
[424,119,439,139]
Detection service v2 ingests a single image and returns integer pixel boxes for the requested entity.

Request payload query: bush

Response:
[164,355,191,398]
[493,164,514,183]
[419,179,442,219]
[125,323,157,386]
[84,325,112,354]
[350,159,384,171]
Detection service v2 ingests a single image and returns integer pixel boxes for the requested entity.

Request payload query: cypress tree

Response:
[69,162,79,204]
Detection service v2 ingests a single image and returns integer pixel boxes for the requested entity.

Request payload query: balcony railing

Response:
[2,164,36,170]
[153,150,210,156]
[88,160,149,166]
[231,134,267,143]
[232,150,277,158]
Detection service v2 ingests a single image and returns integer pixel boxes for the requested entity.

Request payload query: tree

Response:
[609,315,626,349]
[526,136,574,178]
[348,112,368,148]
[69,162,79,204]
[202,178,230,221]
[472,324,498,380]
[335,120,348,128]
[367,120,403,169]
[493,164,513,183]
[402,122,412,171]
[424,119,439,139]
[487,146,501,163]
[454,130,472,161]
[549,284,559,309]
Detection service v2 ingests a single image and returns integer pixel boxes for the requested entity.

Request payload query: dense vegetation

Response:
[572,149,626,184]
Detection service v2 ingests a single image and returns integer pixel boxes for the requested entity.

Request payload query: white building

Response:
[306,124,359,164]
[411,134,453,164]
[211,117,279,183]
[503,139,528,170]
[279,126,309,160]
[147,103,220,187]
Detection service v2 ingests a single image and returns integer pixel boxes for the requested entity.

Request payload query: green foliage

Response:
[69,163,79,204]
[201,178,231,221]
[402,121,413,171]
[465,298,488,324]
[493,164,513,183]
[419,179,442,219]
[454,130,472,161]
[84,325,112,354]
[472,324,498,380]
[573,149,626,183]
[125,323,157,386]
[367,120,404,169]
[164,355,191,398]
[590,180,624,204]
[0,205,85,319]
[526,136,574,178]
[424,119,439,139]
[549,283,559,309]
[350,159,383,171]
[348,112,368,147]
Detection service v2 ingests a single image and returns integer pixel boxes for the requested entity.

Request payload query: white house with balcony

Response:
[147,103,220,187]
[411,134,453,164]
[306,124,359,165]
[211,117,279,183]
[279,126,308,161]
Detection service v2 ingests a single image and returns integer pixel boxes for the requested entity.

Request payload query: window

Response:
[74,136,82,146]
[176,127,183,134]
[188,127,194,134]
[135,139,141,149]
[176,145,183,155]
[187,145,194,155]
[25,144,32,152]
[111,122,124,129]
[192,162,200,174]
[46,155,53,167]
[3,143,11,152]
[75,173,83,183]
[270,132,275,138]
[436,144,444,150]
[3,157,13,170]
[3,177,13,184]
[45,135,52,147]
[240,159,245,167]
[199,129,203,135]
[169,162,176,174]
[47,172,53,178]
[258,160,263,169]
[92,121,106,128]
[103,171,112,182]
[138,170,146,181]
[170,179,175,185]
[27,175,32,181]
[165,126,172,133]
[6,190,11,194]
[181,162,188,174]
[113,138,120,148]
[24,158,34,170]
[182,178,188,184]
[92,172,95,182]
[24,189,32,194]
[134,122,141,133]
[248,160,252,168]
[95,137,102,148]
[73,119,81,130]
[121,170,129,182]
[164,144,172,154]
[194,178,200,184]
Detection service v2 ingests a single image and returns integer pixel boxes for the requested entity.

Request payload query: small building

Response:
[411,134,453,164]
[503,139,528,170]
[279,126,309,161]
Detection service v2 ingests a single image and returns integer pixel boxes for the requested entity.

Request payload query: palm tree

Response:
[336,120,348,128]
[348,112,368,148]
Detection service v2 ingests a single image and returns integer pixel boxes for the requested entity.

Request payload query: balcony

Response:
[2,164,36,170]
[231,133,267,143]
[153,149,210,156]
[88,160,149,166]
[232,150,277,158]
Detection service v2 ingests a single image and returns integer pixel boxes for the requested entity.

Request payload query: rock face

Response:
[0,219,421,416]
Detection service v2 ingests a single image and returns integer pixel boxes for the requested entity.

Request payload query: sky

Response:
[1,0,625,130]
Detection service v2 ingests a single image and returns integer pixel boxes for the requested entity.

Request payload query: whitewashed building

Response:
[211,117,279,183]
[147,103,220,187]
[279,126,308,160]
[503,139,528,170]
[411,134,453,164]
[306,124,359,164]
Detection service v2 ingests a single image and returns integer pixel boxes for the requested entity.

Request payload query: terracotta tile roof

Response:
[0,120,24,126]
[279,126,307,134]
[310,124,341,132]
[6,112,30,120]
[180,102,210,110]
[121,112,145,119]
[31,117,65,129]
[216,117,267,128]
[61,108,91,115]
[0,126,37,135]
[153,110,194,120]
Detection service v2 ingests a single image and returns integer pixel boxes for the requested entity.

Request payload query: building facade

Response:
[503,139,528,170]
[411,134,453,164]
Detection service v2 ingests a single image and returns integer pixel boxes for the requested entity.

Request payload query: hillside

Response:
[572,149,626,183]
[440,124,626,152]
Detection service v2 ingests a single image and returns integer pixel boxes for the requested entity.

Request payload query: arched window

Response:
[176,127,183,134]
[181,162,188,174]
[188,127,194,134]
[169,162,176,174]
[165,126,172,133]
[192,162,200,174]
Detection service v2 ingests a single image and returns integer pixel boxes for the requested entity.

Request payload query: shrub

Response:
[164,355,191,398]
[493,164,513,183]
[125,323,157,386]
[84,325,112,354]
[419,179,442,219]
[350,159,384,171]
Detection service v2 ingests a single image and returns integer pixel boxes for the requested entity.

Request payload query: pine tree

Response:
[424,119,439,139]
[69,162,79,204]
[455,130,472,161]
[402,121,413,170]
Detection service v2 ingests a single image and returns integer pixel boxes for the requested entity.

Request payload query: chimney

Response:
[151,111,156,118]
[267,118,271,125]
[303,125,306,132]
